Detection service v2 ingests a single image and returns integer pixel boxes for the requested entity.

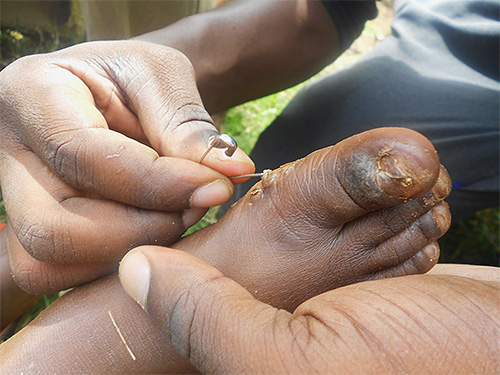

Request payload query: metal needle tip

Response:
[198,145,214,164]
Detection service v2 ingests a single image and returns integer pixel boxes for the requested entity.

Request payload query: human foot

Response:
[176,127,451,310]
[0,128,451,374]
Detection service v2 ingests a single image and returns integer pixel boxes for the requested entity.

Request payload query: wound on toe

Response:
[376,151,417,198]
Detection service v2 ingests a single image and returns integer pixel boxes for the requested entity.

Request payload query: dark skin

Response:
[0,0,339,294]
[136,0,340,113]
[1,3,497,373]
[0,41,254,294]
[125,250,500,374]
[0,227,38,330]
[1,128,464,374]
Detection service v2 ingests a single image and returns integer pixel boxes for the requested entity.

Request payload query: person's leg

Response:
[429,263,500,282]
[292,269,500,374]
[79,0,217,41]
[185,128,454,310]
[0,128,452,373]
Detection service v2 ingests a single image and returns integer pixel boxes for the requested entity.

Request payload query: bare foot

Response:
[178,127,451,310]
[0,128,452,373]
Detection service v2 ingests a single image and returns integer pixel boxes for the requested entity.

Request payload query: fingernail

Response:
[191,179,233,207]
[119,250,151,310]
[212,148,255,166]
[183,207,208,228]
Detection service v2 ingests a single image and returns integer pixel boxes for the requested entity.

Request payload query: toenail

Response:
[431,167,452,200]
[378,153,413,186]
[422,243,439,260]
[376,152,416,197]
[432,208,449,231]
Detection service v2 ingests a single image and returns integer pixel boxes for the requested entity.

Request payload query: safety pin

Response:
[198,134,238,164]
[199,134,267,180]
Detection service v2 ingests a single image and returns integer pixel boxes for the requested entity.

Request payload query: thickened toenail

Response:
[378,153,413,186]
[430,166,452,200]
[423,243,439,260]
[432,207,450,231]
[376,152,417,198]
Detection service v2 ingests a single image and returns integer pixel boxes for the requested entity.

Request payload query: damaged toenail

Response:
[433,209,449,231]
[430,167,452,200]
[423,243,439,260]
[375,150,420,199]
[377,152,413,187]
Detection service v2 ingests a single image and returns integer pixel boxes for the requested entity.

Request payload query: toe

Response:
[341,165,451,252]
[362,202,451,279]
[376,241,441,280]
[246,127,442,228]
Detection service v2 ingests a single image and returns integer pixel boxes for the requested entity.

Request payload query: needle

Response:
[229,172,265,180]
[199,134,267,180]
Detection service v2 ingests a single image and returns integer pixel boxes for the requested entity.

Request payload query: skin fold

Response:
[126,248,500,374]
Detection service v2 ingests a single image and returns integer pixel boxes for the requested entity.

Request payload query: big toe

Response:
[238,127,441,226]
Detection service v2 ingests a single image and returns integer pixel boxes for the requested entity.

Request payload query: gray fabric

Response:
[227,0,500,223]
[320,0,378,51]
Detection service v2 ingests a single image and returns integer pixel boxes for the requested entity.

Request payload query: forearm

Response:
[134,0,339,113]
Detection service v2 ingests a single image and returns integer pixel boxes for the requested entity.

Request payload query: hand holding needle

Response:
[199,134,265,180]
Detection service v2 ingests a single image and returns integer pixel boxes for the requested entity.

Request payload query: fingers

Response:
[6,227,117,294]
[60,41,255,177]
[119,247,500,374]
[1,149,211,265]
[60,41,254,176]
[119,247,300,374]
[0,41,253,214]
[2,101,235,211]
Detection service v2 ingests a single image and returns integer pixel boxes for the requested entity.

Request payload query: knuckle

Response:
[44,131,92,190]
[149,45,194,73]
[169,276,225,361]
[281,313,332,372]
[10,257,48,295]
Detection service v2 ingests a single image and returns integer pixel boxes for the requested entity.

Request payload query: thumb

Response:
[118,247,296,374]
[90,41,254,177]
